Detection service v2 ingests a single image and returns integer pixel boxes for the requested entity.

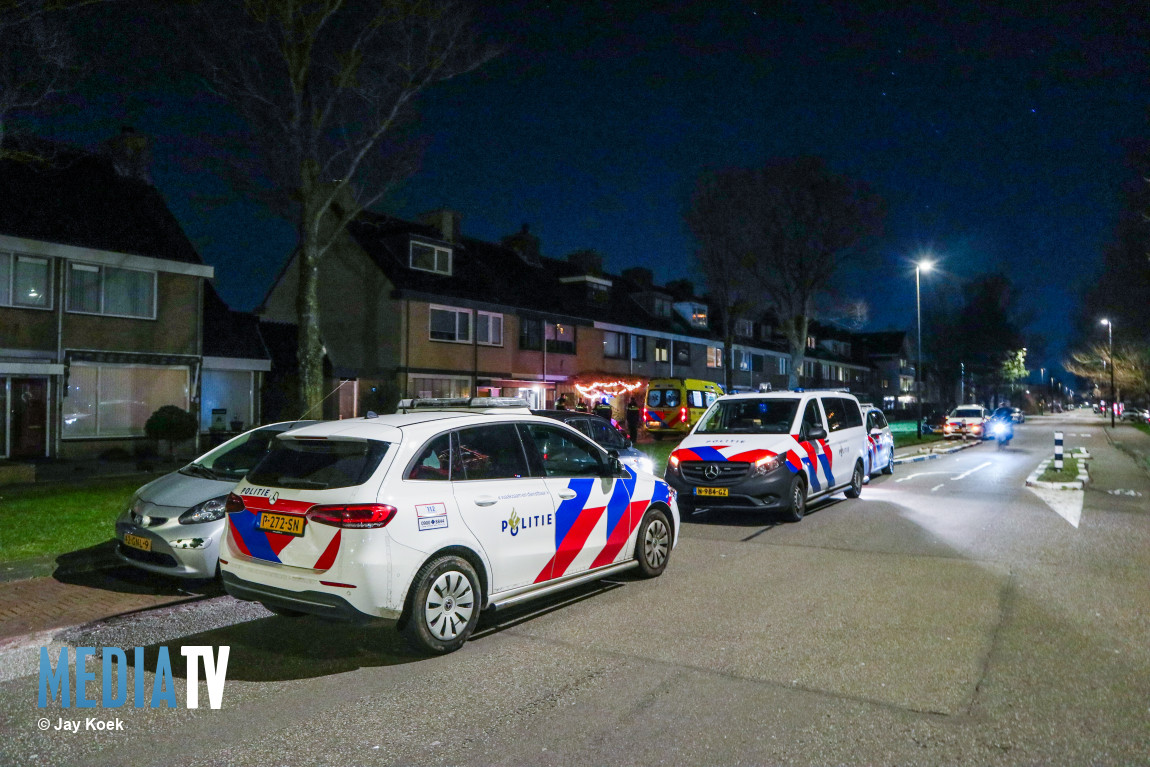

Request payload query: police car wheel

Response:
[403,555,480,655]
[881,448,894,475]
[785,474,806,522]
[635,508,672,578]
[844,461,864,499]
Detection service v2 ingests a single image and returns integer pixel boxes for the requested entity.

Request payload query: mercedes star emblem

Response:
[704,464,720,480]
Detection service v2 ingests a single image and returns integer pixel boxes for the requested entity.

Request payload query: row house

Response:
[256,208,878,424]
[0,132,264,460]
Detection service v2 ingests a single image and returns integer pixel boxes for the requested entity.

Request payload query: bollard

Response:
[1054,430,1063,471]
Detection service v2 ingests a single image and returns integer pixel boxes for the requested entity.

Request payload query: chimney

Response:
[418,209,461,243]
[501,223,542,267]
[103,126,151,183]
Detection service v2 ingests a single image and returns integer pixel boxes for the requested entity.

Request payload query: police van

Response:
[664,390,868,521]
[219,398,678,654]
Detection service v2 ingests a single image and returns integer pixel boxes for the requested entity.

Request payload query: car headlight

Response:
[624,456,656,475]
[178,495,229,525]
[753,453,782,477]
[993,423,1006,435]
[668,453,681,473]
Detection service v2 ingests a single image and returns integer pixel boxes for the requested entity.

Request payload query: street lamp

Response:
[915,259,934,438]
[1100,318,1114,428]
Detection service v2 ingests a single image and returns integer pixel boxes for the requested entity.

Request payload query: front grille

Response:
[680,462,751,486]
[118,544,178,568]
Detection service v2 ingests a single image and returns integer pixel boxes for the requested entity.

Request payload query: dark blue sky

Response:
[26,1,1149,379]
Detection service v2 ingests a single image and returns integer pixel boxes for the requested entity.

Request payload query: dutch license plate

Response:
[695,487,729,497]
[259,512,306,537]
[123,533,151,552]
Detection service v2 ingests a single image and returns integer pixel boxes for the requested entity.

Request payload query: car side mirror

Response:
[622,437,633,449]
[604,450,624,476]
[807,426,828,441]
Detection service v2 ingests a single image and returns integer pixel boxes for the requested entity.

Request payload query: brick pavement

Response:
[0,565,220,644]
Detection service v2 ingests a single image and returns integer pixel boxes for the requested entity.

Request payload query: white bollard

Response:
[1054,431,1064,471]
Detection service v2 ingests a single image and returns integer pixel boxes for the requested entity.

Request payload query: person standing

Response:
[625,397,641,443]
[556,393,568,410]
[574,400,588,412]
[594,398,612,421]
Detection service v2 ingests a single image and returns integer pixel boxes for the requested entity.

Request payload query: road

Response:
[2,410,1148,766]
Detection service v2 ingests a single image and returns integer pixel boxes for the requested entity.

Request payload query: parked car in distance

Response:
[861,405,895,476]
[942,405,989,439]
[115,420,318,579]
[533,409,656,476]
[1011,407,1025,423]
[1121,407,1150,423]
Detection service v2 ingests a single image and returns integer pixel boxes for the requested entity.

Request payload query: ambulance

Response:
[642,378,724,440]
[219,398,678,654]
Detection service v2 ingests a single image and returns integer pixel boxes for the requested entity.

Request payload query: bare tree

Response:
[188,0,499,413]
[0,0,102,153]
[1065,342,1149,403]
[688,159,884,389]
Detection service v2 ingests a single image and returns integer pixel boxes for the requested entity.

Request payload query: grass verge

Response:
[0,477,143,564]
[634,439,679,475]
[893,432,945,450]
[1038,454,1079,483]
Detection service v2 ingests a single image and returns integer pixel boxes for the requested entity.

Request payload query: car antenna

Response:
[288,380,349,430]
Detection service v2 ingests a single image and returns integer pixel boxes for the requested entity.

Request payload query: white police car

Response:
[664,390,868,521]
[219,398,677,654]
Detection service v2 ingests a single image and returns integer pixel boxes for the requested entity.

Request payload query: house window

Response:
[429,305,471,343]
[519,318,542,351]
[778,357,789,376]
[675,343,691,366]
[707,347,722,368]
[409,375,470,399]
[690,304,708,328]
[734,319,753,338]
[804,360,816,378]
[477,312,503,346]
[410,241,452,275]
[882,379,890,389]
[807,336,816,349]
[654,339,669,363]
[63,363,189,438]
[603,331,628,359]
[546,322,575,355]
[200,369,254,432]
[751,354,764,372]
[0,252,51,308]
[654,296,671,318]
[67,262,156,318]
[631,335,646,361]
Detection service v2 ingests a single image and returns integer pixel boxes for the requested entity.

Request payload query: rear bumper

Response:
[222,570,379,623]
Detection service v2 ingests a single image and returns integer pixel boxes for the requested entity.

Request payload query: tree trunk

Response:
[296,163,325,417]
[723,315,734,391]
[785,314,809,390]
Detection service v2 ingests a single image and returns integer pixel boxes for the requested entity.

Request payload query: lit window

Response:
[654,339,669,362]
[707,347,722,368]
[0,253,52,309]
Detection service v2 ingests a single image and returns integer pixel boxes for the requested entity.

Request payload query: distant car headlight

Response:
[753,453,783,477]
[624,456,656,475]
[178,495,229,525]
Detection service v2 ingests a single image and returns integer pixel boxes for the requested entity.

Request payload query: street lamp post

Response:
[1101,318,1114,428]
[915,260,933,438]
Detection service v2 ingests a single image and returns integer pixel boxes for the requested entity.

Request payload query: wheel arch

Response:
[399,545,491,626]
[646,500,676,547]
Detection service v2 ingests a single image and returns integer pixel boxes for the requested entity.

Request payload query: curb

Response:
[0,540,122,585]
[893,438,981,465]
[1025,451,1090,490]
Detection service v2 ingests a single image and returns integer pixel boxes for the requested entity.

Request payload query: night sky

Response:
[24,1,1150,380]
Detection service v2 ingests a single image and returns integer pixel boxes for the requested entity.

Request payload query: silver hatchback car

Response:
[115,421,316,578]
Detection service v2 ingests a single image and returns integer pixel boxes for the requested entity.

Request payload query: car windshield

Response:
[184,427,285,482]
[247,438,390,490]
[952,408,983,418]
[695,398,799,434]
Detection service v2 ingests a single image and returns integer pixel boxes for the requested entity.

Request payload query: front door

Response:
[450,424,559,593]
[10,378,47,458]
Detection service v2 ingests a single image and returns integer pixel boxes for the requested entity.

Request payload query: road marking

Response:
[951,461,993,480]
[895,471,949,483]
[1027,486,1083,528]
[1107,489,1143,497]
[931,484,944,492]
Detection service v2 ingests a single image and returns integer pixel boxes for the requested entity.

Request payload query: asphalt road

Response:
[3,410,1148,766]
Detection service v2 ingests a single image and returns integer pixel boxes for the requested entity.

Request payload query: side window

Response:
[842,399,863,428]
[589,418,624,449]
[866,411,877,431]
[408,432,453,481]
[704,391,718,407]
[822,397,846,432]
[876,412,888,429]
[522,424,604,477]
[801,400,823,438]
[570,418,594,439]
[454,425,530,480]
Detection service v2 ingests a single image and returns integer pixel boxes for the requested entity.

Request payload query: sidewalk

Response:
[1104,422,1150,479]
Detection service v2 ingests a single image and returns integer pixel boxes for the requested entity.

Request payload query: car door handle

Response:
[557,490,577,500]
[474,496,498,507]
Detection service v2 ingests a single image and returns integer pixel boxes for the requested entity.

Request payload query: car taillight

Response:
[225,493,246,513]
[305,504,397,529]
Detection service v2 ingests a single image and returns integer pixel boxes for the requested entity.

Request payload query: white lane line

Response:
[951,461,993,480]
[895,471,950,483]
[931,484,944,492]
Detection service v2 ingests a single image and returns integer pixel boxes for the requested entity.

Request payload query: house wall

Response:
[0,305,57,351]
[63,272,199,354]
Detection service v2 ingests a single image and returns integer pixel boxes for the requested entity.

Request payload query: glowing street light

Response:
[915,259,934,438]
[1100,318,1114,428]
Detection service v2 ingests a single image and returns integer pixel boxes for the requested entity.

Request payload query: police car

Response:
[664,390,869,521]
[219,398,678,654]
